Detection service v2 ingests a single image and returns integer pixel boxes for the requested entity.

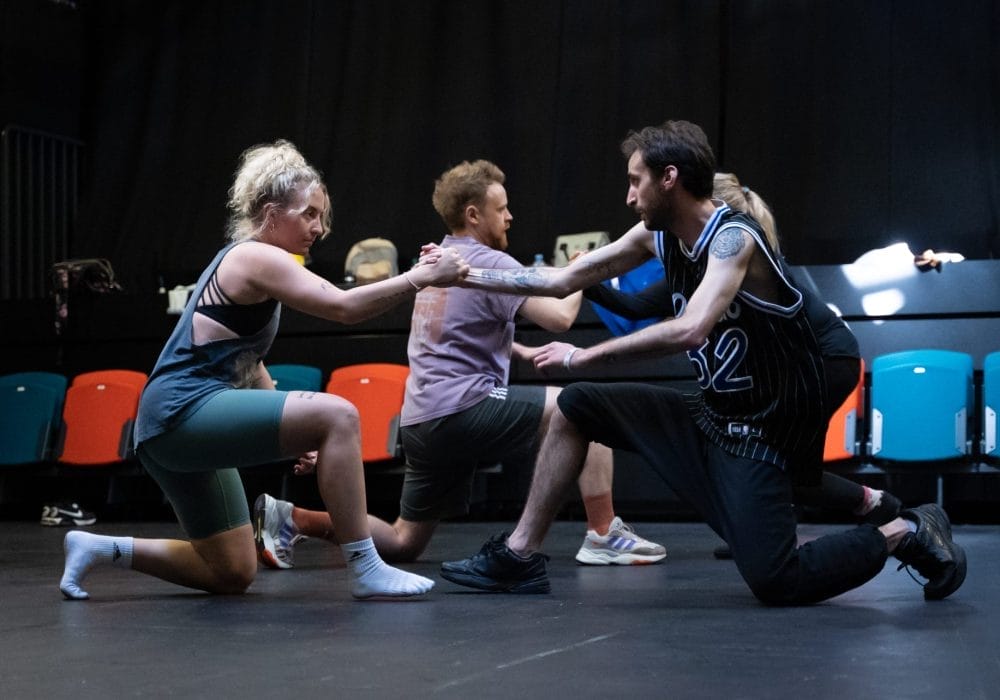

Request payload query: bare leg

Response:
[576,443,615,533]
[61,525,257,599]
[278,392,433,597]
[540,386,615,532]
[134,525,257,593]
[366,517,438,562]
[285,505,437,563]
[279,393,370,542]
[576,443,613,497]
[507,405,589,554]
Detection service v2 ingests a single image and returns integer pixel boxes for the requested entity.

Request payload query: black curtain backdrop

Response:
[44,0,998,291]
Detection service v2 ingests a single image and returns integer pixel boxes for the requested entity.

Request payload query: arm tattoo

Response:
[579,258,618,281]
[710,228,745,260]
[468,267,548,292]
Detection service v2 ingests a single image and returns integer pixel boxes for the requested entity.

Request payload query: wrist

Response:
[404,271,424,291]
[563,347,580,370]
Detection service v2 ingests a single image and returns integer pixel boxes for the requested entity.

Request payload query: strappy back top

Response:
[195,267,278,337]
[135,242,281,444]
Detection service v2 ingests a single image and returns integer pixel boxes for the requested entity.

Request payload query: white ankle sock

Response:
[340,537,434,599]
[60,530,134,600]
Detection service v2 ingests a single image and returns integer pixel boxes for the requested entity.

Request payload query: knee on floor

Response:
[743,568,803,606]
[208,561,257,595]
[382,539,427,564]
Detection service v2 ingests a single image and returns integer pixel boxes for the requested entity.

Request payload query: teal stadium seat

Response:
[982,351,1000,459]
[0,372,68,464]
[268,364,323,392]
[870,350,974,461]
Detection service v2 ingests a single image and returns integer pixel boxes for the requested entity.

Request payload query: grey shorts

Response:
[137,389,288,539]
[399,385,545,521]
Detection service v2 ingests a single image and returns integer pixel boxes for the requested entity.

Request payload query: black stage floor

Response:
[1,519,997,699]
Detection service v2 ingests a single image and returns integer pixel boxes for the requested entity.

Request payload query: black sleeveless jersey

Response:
[656,204,827,469]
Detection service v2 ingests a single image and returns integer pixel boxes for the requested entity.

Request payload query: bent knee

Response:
[209,563,256,595]
[287,392,361,434]
[320,395,361,434]
[202,548,257,594]
[382,540,427,564]
[743,569,803,606]
[379,520,434,563]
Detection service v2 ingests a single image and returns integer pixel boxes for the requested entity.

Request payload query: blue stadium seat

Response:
[0,372,68,464]
[268,364,323,392]
[869,350,974,461]
[983,351,1000,459]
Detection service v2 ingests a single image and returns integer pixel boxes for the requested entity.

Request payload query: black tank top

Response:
[657,205,827,469]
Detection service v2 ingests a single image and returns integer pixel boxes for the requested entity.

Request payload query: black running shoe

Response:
[894,504,967,600]
[863,491,902,526]
[440,533,550,593]
[41,502,96,527]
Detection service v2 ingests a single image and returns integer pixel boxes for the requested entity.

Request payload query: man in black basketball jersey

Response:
[439,120,966,604]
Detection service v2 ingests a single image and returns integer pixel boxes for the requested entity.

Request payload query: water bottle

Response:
[532,253,545,267]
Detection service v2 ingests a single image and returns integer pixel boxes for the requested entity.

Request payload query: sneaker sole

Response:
[41,516,96,527]
[253,495,292,570]
[924,541,967,601]
[439,568,550,593]
[575,548,666,566]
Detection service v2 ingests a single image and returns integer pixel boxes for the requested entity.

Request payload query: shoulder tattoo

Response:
[710,228,745,260]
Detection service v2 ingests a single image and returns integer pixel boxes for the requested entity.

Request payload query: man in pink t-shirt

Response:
[254,160,663,575]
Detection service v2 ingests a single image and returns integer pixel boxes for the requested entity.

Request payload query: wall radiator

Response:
[0,126,83,300]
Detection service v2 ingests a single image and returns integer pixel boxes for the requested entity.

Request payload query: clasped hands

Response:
[411,243,469,287]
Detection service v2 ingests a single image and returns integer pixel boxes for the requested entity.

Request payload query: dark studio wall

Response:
[0,0,83,138]
[1,0,999,519]
[1,0,998,293]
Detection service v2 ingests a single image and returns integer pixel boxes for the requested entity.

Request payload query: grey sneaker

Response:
[253,494,305,570]
[894,504,967,600]
[575,517,666,565]
[440,533,550,593]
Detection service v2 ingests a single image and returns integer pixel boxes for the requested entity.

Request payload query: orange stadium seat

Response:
[823,359,865,462]
[58,381,142,466]
[325,363,409,466]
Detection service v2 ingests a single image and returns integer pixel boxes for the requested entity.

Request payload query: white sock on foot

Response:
[341,537,434,599]
[60,530,134,600]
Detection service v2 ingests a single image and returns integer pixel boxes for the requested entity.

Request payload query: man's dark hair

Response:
[621,120,716,199]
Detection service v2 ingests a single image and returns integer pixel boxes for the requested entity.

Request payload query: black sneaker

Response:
[440,533,550,593]
[863,491,902,526]
[894,504,967,600]
[41,502,96,527]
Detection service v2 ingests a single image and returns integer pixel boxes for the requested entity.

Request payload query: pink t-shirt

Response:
[400,235,526,426]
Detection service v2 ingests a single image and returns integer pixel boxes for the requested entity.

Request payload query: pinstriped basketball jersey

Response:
[656,204,826,469]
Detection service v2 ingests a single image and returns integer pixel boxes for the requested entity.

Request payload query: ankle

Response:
[879,517,914,553]
[293,507,334,540]
[506,532,532,558]
[582,493,615,534]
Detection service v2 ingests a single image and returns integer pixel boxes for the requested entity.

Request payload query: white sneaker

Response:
[253,494,305,569]
[575,517,666,565]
